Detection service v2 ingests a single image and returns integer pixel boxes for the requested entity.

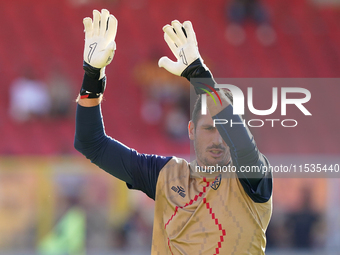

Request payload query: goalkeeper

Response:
[75,9,272,254]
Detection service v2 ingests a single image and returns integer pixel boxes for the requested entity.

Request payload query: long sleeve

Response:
[213,105,272,203]
[74,104,172,200]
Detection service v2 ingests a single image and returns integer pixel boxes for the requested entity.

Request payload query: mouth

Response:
[208,149,224,158]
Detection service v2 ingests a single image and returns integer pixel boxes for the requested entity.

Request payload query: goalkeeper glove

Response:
[81,9,117,98]
[158,20,217,95]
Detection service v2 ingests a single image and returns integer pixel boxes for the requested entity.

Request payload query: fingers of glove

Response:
[83,17,93,39]
[158,56,180,75]
[171,20,187,44]
[158,56,168,68]
[164,33,179,59]
[183,21,197,46]
[163,24,182,47]
[106,14,118,42]
[93,9,101,36]
[100,9,110,37]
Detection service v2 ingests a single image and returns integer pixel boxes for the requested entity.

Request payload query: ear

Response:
[188,120,195,141]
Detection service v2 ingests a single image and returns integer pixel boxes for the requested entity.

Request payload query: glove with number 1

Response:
[81,9,117,98]
[158,20,217,95]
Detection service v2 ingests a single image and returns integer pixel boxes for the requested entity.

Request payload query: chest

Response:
[161,175,259,241]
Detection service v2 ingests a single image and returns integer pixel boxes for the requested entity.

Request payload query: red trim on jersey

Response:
[165,179,210,229]
[165,177,211,254]
[165,176,226,254]
[167,238,173,255]
[202,193,226,255]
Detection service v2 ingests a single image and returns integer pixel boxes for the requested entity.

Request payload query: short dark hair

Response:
[191,90,233,127]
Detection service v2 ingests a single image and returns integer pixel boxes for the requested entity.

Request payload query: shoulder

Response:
[159,156,189,175]
[157,156,190,186]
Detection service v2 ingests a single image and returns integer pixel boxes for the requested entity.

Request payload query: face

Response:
[189,112,231,167]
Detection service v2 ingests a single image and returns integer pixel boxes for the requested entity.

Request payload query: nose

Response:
[212,128,224,145]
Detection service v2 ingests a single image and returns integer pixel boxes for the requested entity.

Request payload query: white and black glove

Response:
[81,9,117,99]
[158,20,217,95]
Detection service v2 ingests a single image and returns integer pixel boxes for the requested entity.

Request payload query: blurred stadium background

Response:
[0,0,340,254]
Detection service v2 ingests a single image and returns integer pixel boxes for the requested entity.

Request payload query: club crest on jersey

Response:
[211,174,221,190]
[171,185,186,198]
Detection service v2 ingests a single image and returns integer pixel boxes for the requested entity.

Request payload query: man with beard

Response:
[75,9,272,254]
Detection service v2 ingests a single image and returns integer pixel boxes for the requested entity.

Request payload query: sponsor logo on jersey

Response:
[171,185,186,198]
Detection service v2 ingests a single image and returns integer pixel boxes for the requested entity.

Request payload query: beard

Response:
[193,138,231,167]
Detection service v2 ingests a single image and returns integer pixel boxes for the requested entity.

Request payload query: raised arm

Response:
[74,10,171,200]
[158,20,271,202]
